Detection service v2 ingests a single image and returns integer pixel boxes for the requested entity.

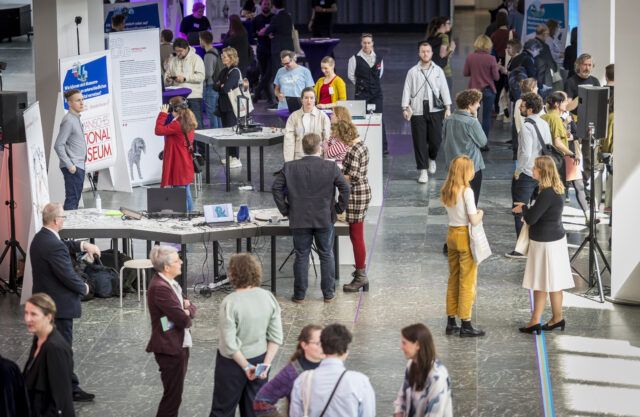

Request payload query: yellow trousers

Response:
[446,226,478,321]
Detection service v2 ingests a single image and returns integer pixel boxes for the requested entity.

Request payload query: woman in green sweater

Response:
[209,253,284,417]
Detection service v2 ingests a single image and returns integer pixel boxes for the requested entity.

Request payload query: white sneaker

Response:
[428,159,437,174]
[229,157,242,169]
[417,169,429,183]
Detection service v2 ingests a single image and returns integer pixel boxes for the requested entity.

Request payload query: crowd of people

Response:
[9,1,617,416]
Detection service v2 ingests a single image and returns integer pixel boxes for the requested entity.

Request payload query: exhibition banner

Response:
[21,102,50,303]
[59,51,118,172]
[522,0,568,44]
[109,28,164,185]
[104,1,162,32]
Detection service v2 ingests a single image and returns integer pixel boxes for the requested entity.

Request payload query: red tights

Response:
[349,221,366,269]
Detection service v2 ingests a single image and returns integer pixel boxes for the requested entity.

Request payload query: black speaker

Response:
[0,91,28,144]
[577,86,609,139]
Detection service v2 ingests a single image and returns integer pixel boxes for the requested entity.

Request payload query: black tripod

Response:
[570,123,610,303]
[0,142,26,295]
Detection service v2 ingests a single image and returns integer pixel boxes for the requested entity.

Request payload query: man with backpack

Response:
[200,31,222,131]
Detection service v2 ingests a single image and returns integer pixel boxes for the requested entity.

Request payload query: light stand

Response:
[75,16,82,55]
[0,141,26,295]
[0,61,5,91]
[570,122,610,303]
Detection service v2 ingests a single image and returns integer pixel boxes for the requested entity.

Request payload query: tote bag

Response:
[464,196,492,264]
[228,68,254,118]
[515,222,530,255]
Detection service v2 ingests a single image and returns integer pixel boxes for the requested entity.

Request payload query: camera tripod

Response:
[570,123,610,303]
[0,142,26,295]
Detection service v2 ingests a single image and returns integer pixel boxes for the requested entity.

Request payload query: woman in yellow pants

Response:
[441,156,485,337]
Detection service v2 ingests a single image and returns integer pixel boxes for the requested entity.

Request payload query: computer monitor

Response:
[147,188,187,214]
[285,96,302,113]
[203,203,234,224]
[335,100,367,118]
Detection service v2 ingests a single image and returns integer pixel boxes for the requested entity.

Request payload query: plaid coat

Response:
[342,141,371,223]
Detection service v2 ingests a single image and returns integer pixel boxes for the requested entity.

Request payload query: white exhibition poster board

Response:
[522,0,568,48]
[109,28,164,185]
[21,102,50,303]
[50,51,131,203]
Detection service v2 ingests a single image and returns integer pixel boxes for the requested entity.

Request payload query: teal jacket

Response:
[442,110,487,172]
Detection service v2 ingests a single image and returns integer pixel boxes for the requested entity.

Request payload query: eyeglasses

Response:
[56,215,67,219]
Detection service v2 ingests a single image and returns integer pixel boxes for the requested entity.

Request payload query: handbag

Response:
[227,67,254,118]
[525,118,565,174]
[515,222,530,255]
[158,150,164,160]
[464,196,492,264]
[182,131,204,174]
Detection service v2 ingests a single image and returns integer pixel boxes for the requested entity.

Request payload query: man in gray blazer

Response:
[54,89,87,210]
[272,133,350,303]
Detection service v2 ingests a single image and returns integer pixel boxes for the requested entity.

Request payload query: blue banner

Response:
[61,56,109,109]
[524,0,567,38]
[104,3,161,33]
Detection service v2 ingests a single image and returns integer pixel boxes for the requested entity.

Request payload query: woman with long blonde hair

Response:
[441,155,485,337]
[513,156,574,334]
[154,96,197,211]
[323,105,353,166]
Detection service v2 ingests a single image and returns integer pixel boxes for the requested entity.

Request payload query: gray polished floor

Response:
[1,9,638,417]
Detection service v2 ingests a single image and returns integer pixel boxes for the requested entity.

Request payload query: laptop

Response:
[147,188,187,215]
[203,203,235,226]
[285,96,302,112]
[335,100,367,119]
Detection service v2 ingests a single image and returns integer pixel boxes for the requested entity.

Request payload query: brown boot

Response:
[343,269,369,292]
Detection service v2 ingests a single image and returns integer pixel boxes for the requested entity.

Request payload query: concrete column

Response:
[610,0,640,303]
[578,0,614,81]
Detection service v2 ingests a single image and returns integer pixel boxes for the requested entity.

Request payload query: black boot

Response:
[459,320,485,338]
[445,316,460,335]
[343,269,369,292]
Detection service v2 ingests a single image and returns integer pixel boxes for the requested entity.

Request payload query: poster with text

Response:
[104,1,162,33]
[20,102,50,303]
[523,0,568,47]
[109,28,164,185]
[60,51,118,172]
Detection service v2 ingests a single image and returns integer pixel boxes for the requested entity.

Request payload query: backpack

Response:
[508,66,528,101]
[206,49,224,84]
[426,34,448,69]
[84,259,118,298]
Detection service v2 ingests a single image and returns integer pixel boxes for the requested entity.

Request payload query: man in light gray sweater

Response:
[54,89,87,210]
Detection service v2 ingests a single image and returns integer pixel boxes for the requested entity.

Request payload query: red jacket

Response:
[154,113,194,187]
[146,273,197,355]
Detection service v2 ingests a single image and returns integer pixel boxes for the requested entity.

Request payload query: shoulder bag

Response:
[182,131,204,174]
[463,192,492,264]
[525,118,565,174]
[227,67,254,118]
[421,68,445,109]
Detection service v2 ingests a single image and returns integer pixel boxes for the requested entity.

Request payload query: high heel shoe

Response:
[518,323,542,335]
[541,319,565,332]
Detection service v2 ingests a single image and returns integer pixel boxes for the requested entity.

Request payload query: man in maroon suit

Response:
[146,245,197,417]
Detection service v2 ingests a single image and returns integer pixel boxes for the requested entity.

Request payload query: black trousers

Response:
[511,173,539,237]
[220,108,240,158]
[470,170,483,206]
[356,94,388,152]
[209,351,267,417]
[256,52,274,102]
[410,110,444,169]
[269,52,281,89]
[154,349,190,417]
[54,318,80,393]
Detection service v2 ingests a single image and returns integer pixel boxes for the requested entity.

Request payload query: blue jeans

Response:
[174,185,193,212]
[292,226,335,299]
[481,87,495,139]
[203,85,221,129]
[511,173,538,238]
[61,167,85,210]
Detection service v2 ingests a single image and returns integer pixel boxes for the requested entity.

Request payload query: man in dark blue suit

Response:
[272,133,350,303]
[29,202,101,402]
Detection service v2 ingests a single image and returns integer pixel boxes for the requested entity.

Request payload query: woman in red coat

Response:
[154,96,197,211]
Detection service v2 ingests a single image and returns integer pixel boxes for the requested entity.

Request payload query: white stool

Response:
[119,259,153,309]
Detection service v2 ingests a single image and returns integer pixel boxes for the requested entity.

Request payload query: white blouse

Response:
[445,187,477,226]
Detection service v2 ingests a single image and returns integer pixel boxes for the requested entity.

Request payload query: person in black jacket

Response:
[224,14,250,75]
[272,133,350,303]
[513,156,574,334]
[259,0,294,90]
[252,0,275,104]
[29,202,100,402]
[0,354,30,417]
[216,47,244,168]
[23,293,75,417]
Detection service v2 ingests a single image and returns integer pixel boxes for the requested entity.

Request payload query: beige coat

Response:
[283,107,331,162]
[164,46,205,98]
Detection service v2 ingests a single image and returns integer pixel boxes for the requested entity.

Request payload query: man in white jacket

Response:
[283,87,331,162]
[164,38,206,130]
[401,41,452,183]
